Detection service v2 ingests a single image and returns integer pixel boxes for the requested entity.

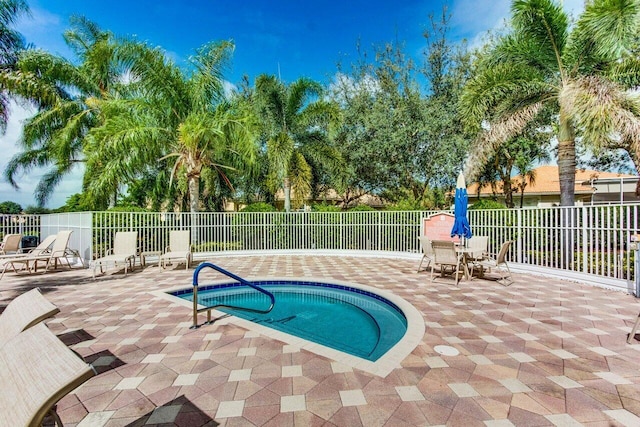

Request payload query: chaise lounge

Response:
[91,231,138,279]
[0,287,60,345]
[0,322,95,426]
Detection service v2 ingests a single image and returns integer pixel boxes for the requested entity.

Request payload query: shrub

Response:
[469,199,506,210]
[240,202,276,212]
[312,203,341,212]
[348,204,376,212]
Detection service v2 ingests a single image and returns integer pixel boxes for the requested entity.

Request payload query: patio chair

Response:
[466,236,489,271]
[6,230,82,275]
[417,236,434,273]
[0,322,95,427]
[159,230,192,270]
[0,287,60,345]
[0,233,21,255]
[91,231,138,279]
[476,240,514,286]
[430,240,465,285]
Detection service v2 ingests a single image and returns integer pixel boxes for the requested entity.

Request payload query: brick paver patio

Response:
[2,254,640,426]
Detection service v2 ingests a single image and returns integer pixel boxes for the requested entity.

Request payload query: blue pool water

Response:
[171,281,407,361]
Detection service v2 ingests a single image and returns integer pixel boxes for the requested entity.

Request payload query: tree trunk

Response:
[557,110,576,207]
[503,176,514,208]
[283,176,291,212]
[188,175,199,213]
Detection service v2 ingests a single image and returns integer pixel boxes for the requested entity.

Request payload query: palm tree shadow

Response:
[124,395,218,427]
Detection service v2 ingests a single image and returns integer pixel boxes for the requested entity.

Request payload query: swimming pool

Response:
[157,274,424,377]
[170,280,408,361]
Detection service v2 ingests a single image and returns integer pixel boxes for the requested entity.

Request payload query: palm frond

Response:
[511,0,568,70]
[565,0,640,74]
[464,101,545,179]
[561,75,640,153]
[459,61,549,128]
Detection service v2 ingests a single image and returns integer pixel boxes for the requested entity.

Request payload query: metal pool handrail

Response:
[190,262,275,329]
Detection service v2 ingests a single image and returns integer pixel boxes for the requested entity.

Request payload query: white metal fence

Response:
[2,205,638,290]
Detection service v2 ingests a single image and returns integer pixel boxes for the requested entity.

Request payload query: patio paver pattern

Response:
[2,255,640,426]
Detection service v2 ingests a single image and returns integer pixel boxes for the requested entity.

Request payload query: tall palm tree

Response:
[0,0,28,131]
[461,0,640,206]
[253,74,342,211]
[1,17,122,206]
[87,40,256,212]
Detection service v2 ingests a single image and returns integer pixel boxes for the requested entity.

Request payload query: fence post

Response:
[582,206,588,274]
[517,209,523,263]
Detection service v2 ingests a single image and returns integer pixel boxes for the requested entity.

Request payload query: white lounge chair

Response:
[0,233,21,255]
[0,322,95,427]
[0,288,60,345]
[91,231,138,278]
[6,230,81,275]
[159,230,192,270]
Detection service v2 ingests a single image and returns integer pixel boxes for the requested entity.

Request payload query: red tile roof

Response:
[467,165,635,196]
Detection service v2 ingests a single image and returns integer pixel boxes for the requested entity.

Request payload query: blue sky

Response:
[1,0,584,208]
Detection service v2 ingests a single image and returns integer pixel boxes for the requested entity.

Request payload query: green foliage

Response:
[331,9,471,205]
[106,206,149,213]
[462,0,640,206]
[3,18,117,206]
[348,204,376,212]
[240,202,276,212]
[0,200,22,214]
[23,205,51,214]
[54,193,102,212]
[192,241,242,252]
[252,74,343,212]
[312,203,341,212]
[469,199,506,210]
[0,0,29,131]
[386,198,424,211]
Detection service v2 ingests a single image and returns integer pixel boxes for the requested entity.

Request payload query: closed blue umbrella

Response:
[451,172,472,241]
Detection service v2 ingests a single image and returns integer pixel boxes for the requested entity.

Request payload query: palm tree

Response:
[253,74,342,211]
[1,17,121,206]
[87,40,256,212]
[461,0,640,206]
[0,0,29,131]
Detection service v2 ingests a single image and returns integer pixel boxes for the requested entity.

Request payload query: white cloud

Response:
[0,102,82,209]
[15,6,70,57]
[451,0,586,50]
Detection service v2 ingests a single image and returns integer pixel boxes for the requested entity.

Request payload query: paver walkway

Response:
[1,254,640,426]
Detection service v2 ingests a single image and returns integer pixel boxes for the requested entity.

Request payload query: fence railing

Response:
[2,205,638,291]
[0,214,40,240]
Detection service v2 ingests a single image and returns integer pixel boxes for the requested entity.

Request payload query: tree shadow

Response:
[124,395,218,427]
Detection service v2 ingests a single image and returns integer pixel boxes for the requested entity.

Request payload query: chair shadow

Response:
[56,328,95,346]
[124,395,219,427]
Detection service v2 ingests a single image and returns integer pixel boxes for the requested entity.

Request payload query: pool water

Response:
[173,281,408,361]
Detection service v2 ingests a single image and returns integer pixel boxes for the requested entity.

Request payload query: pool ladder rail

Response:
[190,262,275,329]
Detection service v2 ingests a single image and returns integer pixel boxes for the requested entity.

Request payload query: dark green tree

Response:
[331,9,470,208]
[0,200,21,213]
